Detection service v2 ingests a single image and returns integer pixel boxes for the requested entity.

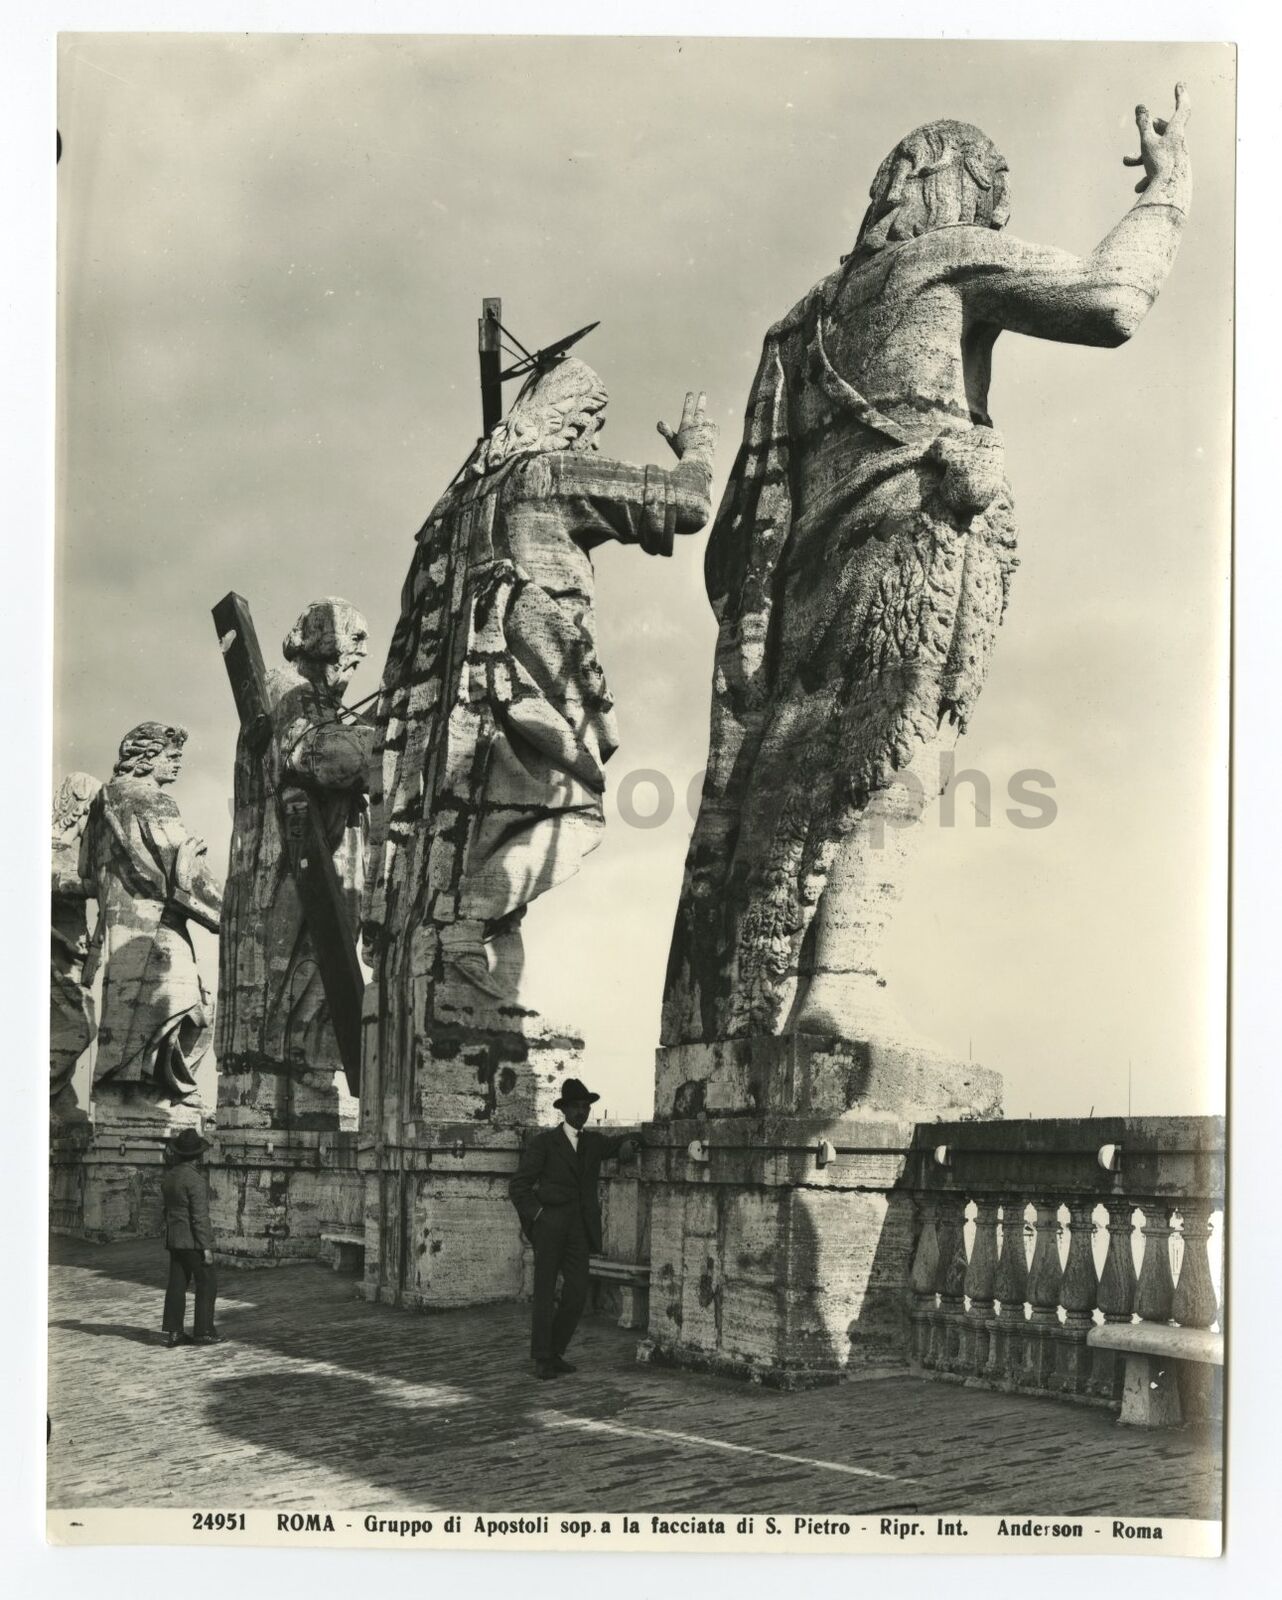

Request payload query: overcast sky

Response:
[54,34,1233,1119]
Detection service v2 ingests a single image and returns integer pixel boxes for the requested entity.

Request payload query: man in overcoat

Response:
[508,1078,641,1379]
[159,1128,220,1347]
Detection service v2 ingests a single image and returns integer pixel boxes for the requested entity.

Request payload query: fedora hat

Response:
[169,1128,211,1159]
[553,1077,600,1110]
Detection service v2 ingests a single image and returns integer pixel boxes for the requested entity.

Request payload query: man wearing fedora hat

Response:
[159,1128,220,1348]
[509,1077,642,1379]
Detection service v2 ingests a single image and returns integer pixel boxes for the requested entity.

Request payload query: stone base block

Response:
[637,1111,937,1386]
[364,1007,581,1138]
[215,1064,358,1133]
[50,1087,204,1242]
[206,1127,363,1266]
[362,1127,532,1309]
[655,1033,1002,1122]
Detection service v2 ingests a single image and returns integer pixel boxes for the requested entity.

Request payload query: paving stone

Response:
[48,1236,1220,1518]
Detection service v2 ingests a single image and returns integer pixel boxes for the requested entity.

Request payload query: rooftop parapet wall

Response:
[904,1114,1224,1421]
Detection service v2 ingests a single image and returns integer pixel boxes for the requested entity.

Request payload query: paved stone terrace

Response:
[48,1237,1220,1518]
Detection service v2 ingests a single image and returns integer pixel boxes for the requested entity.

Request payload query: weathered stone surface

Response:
[50,1087,204,1241]
[206,1129,363,1267]
[639,1116,921,1385]
[363,361,716,1100]
[215,599,374,1134]
[663,92,1192,1055]
[649,96,1192,1385]
[656,1034,1001,1123]
[50,772,100,1121]
[357,360,716,1310]
[79,723,222,1102]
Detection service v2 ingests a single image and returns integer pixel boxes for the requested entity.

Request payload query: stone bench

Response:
[589,1257,650,1330]
[1087,1322,1223,1427]
[320,1228,365,1274]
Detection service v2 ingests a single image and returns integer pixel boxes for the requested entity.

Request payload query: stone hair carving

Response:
[663,88,1192,1058]
[113,721,188,778]
[851,119,1010,263]
[52,770,102,840]
[477,357,609,473]
[282,596,369,668]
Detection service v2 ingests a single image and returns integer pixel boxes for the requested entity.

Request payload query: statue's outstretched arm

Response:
[543,395,718,556]
[959,85,1191,348]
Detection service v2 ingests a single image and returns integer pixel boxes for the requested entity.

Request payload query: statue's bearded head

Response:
[478,357,608,473]
[851,119,1009,263]
[115,722,188,785]
[283,597,369,695]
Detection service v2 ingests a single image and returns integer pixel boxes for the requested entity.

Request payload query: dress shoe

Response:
[533,1361,561,1380]
[164,1332,188,1349]
[192,1332,224,1345]
[551,1356,577,1374]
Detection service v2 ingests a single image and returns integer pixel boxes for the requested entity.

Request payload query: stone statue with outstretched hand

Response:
[663,87,1192,1065]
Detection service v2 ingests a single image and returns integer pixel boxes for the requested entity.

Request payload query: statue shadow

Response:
[201,1368,558,1507]
[49,1317,162,1347]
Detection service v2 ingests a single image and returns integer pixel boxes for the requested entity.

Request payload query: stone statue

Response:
[79,724,223,1100]
[663,88,1192,1055]
[215,599,374,1126]
[50,771,101,1119]
[364,358,716,1103]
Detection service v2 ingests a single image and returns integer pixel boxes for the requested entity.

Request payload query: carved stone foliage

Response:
[662,98,1191,1055]
[50,771,101,1112]
[215,599,373,1118]
[79,723,223,1101]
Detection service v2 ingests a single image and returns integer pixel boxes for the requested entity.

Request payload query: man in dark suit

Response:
[159,1127,220,1348]
[509,1077,641,1379]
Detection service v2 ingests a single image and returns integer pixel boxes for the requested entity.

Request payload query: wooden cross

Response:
[477,297,600,434]
[212,591,364,1097]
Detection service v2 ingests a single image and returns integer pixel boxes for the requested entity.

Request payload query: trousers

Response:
[163,1247,218,1336]
[529,1206,590,1362]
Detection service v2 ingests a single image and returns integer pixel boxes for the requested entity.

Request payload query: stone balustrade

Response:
[905,1116,1223,1419]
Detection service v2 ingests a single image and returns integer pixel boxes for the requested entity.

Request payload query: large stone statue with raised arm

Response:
[364,356,717,1130]
[215,599,374,1132]
[50,771,101,1121]
[644,92,1192,1385]
[79,723,223,1105]
[663,88,1192,1081]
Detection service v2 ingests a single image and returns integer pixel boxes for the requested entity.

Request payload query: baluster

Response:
[1057,1198,1099,1395]
[1134,1202,1176,1324]
[1024,1198,1064,1389]
[1097,1197,1138,1321]
[909,1195,940,1367]
[935,1192,969,1375]
[1171,1200,1222,1425]
[990,1196,1029,1388]
[1171,1201,1218,1328]
[964,1196,1000,1380]
[1091,1195,1137,1405]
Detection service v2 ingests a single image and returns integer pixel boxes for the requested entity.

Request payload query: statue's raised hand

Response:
[658,391,717,462]
[1124,82,1190,194]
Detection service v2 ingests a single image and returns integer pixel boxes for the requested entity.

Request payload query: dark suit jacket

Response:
[160,1159,213,1251]
[508,1126,630,1253]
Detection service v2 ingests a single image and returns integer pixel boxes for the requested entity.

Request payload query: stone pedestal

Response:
[210,1063,359,1265]
[359,967,578,1308]
[49,1084,204,1242]
[639,1034,1002,1387]
[361,1128,533,1309]
[206,1127,364,1268]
